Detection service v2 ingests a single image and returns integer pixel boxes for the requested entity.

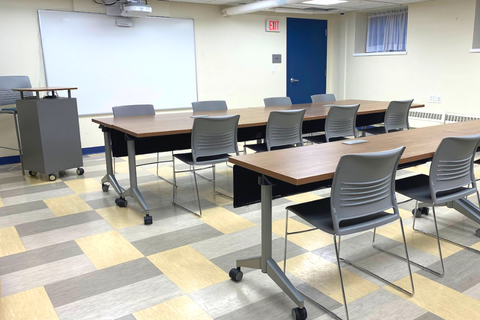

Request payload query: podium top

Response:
[12,87,78,92]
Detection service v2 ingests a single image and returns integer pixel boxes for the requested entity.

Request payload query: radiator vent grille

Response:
[444,114,480,123]
[409,111,444,122]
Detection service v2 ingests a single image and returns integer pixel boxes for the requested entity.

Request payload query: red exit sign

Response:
[266,20,280,32]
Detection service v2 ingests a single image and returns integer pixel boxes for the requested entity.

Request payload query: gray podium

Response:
[14,87,84,181]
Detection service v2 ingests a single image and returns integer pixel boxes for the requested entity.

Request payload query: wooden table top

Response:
[92,100,424,138]
[229,120,480,186]
[12,87,78,92]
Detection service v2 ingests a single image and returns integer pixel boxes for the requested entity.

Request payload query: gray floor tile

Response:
[115,315,136,320]
[1,254,96,297]
[45,258,161,308]
[2,187,75,206]
[0,208,55,228]
[414,312,445,320]
[0,241,84,275]
[0,200,48,217]
[16,210,103,237]
[0,181,69,198]
[54,274,183,320]
[131,223,223,256]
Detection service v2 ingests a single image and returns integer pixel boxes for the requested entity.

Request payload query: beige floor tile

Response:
[200,188,233,206]
[97,206,144,229]
[64,178,103,194]
[0,197,3,207]
[399,208,413,220]
[134,295,212,320]
[75,230,144,270]
[273,218,333,251]
[285,192,323,203]
[0,226,26,258]
[404,165,430,175]
[44,194,93,217]
[114,162,133,174]
[146,166,186,179]
[471,240,480,251]
[286,252,379,304]
[0,286,59,320]
[385,273,480,320]
[200,207,255,234]
[376,222,462,258]
[148,245,229,294]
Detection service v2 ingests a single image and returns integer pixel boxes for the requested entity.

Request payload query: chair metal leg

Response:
[373,202,445,277]
[172,158,202,217]
[212,163,233,200]
[193,165,203,216]
[334,235,350,320]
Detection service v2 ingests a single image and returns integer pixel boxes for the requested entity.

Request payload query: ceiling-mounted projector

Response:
[106,0,152,18]
[121,0,152,17]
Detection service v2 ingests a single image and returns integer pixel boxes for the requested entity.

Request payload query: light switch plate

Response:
[436,95,442,104]
[429,95,436,103]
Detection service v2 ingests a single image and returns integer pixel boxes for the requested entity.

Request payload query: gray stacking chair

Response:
[305,104,359,144]
[311,93,336,103]
[172,115,240,216]
[393,134,480,277]
[192,100,227,112]
[246,109,305,153]
[359,99,413,136]
[264,97,292,107]
[112,104,174,185]
[283,147,413,320]
[0,76,33,175]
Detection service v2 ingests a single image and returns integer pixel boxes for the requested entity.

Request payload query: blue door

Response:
[287,18,328,104]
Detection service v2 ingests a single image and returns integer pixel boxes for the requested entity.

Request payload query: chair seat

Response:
[174,152,230,165]
[359,126,387,135]
[304,135,348,144]
[0,106,17,114]
[245,143,297,153]
[395,174,477,203]
[286,197,398,236]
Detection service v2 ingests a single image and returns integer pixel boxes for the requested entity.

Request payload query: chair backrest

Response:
[384,99,413,132]
[264,97,292,107]
[191,115,240,163]
[0,76,32,106]
[311,93,336,103]
[192,100,228,112]
[330,146,405,234]
[429,134,480,202]
[266,109,306,151]
[112,104,155,117]
[325,104,360,142]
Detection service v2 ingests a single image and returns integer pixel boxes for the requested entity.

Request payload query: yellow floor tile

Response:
[285,192,323,203]
[399,208,413,220]
[134,295,212,320]
[44,194,93,217]
[272,218,333,251]
[200,207,256,234]
[75,230,144,270]
[146,166,186,179]
[0,226,26,258]
[376,222,462,258]
[0,287,59,320]
[200,187,232,206]
[114,162,132,174]
[148,246,229,294]
[141,180,173,197]
[471,240,480,251]
[64,178,103,194]
[404,165,430,175]
[96,206,144,229]
[286,252,378,304]
[0,197,4,207]
[385,273,480,320]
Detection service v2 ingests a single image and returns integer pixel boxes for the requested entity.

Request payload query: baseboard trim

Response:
[0,146,105,166]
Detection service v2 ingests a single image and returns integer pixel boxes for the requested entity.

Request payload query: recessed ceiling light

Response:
[302,0,347,5]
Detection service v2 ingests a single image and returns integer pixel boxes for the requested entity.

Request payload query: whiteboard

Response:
[38,10,197,115]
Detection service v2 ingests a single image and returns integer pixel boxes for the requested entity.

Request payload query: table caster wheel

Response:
[102,183,109,192]
[229,267,243,282]
[115,197,128,208]
[76,167,84,175]
[144,214,153,225]
[29,171,37,177]
[476,229,480,238]
[412,209,422,218]
[49,174,57,181]
[292,307,307,320]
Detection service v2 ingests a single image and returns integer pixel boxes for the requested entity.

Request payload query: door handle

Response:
[290,78,299,83]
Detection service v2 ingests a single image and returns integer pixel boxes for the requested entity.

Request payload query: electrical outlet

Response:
[429,95,436,103]
[436,95,442,104]
[271,66,275,74]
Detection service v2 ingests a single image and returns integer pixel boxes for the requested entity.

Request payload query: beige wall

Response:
[0,0,339,157]
[344,0,480,117]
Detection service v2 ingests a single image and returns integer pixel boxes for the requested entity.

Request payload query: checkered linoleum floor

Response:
[1,153,480,319]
